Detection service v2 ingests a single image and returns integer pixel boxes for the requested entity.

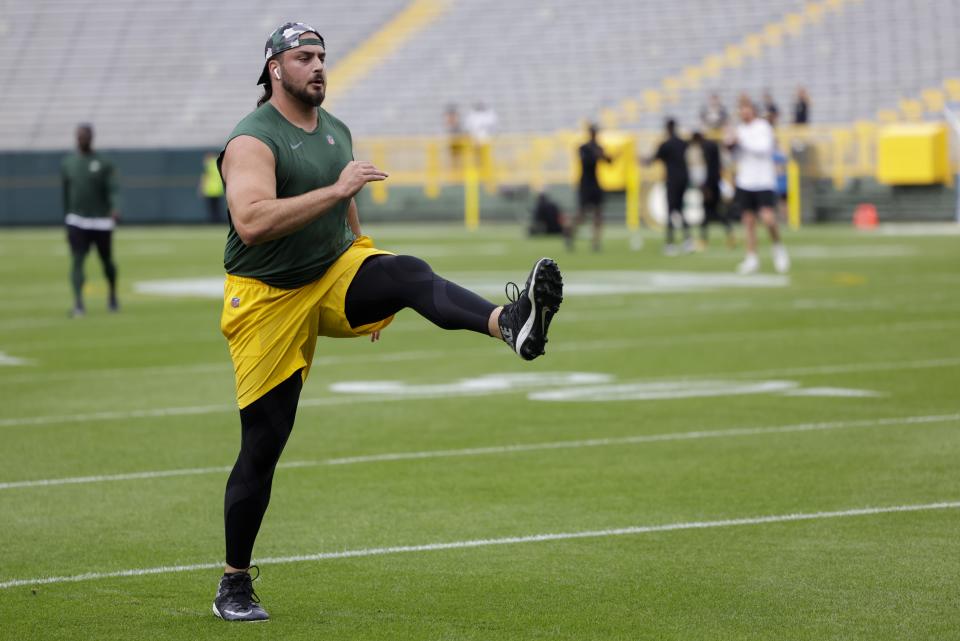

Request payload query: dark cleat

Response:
[212,567,269,622]
[498,257,563,360]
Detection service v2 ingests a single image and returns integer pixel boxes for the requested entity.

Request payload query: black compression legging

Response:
[345,254,496,333]
[223,254,497,568]
[224,370,301,569]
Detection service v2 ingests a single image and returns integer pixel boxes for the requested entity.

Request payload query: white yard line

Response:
[1,413,956,491]
[1,501,957,590]
[1,357,958,429]
[0,397,358,428]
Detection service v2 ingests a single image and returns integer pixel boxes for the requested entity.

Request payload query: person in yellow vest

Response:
[200,152,225,222]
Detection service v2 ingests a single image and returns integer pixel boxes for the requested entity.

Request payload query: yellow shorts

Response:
[220,236,394,408]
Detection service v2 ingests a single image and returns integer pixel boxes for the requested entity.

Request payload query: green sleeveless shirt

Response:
[220,103,356,289]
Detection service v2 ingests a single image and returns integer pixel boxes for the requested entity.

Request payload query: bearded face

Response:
[277,43,327,107]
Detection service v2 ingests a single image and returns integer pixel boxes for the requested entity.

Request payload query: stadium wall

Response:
[0,150,955,226]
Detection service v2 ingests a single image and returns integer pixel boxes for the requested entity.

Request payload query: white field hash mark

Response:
[1,501,958,590]
[0,413,956,491]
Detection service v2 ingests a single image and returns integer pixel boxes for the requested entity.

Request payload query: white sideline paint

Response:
[530,380,798,402]
[333,376,878,402]
[331,372,612,397]
[2,501,958,590]
[783,387,882,398]
[133,271,788,300]
[1,413,956,491]
[879,223,960,236]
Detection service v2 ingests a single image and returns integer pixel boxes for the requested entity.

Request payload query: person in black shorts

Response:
[566,123,611,251]
[725,97,789,274]
[690,131,734,248]
[646,118,691,255]
[61,123,120,316]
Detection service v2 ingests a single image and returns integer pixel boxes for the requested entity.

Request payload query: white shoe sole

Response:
[514,258,563,360]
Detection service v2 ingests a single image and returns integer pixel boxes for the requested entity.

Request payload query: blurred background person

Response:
[691,131,734,249]
[464,102,498,144]
[699,92,729,136]
[567,123,611,252]
[529,191,567,236]
[61,123,120,317]
[725,97,789,274]
[444,103,465,167]
[199,151,225,223]
[464,102,498,191]
[762,90,779,123]
[793,86,811,125]
[646,118,692,255]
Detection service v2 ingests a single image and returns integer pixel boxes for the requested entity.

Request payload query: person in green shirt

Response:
[212,22,564,623]
[61,123,120,316]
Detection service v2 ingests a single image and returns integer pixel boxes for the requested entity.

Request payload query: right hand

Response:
[337,161,388,198]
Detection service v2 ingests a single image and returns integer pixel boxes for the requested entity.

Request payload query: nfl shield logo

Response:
[231,297,241,308]
[326,134,335,145]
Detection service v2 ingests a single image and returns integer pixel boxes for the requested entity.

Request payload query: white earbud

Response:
[273,68,281,80]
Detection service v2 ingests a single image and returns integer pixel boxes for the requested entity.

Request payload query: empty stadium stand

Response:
[0,0,408,150]
[656,0,960,129]
[0,0,958,147]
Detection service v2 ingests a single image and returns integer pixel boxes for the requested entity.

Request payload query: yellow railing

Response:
[354,122,956,198]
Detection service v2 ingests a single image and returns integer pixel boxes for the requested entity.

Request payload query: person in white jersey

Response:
[725,97,790,274]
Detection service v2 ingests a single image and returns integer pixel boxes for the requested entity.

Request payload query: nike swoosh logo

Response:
[221,607,252,617]
[541,306,550,329]
[290,142,303,150]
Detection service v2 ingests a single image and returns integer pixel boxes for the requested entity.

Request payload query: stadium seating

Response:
[1,0,959,149]
[0,0,408,150]
[672,0,960,128]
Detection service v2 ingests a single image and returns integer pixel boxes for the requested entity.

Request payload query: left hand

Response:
[370,330,381,343]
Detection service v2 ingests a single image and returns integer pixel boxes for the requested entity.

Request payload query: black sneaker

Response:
[108,295,119,313]
[212,567,269,622]
[498,257,563,360]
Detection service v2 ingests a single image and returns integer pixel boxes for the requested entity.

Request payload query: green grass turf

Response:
[1,222,959,640]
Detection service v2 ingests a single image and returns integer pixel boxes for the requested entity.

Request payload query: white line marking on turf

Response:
[2,501,958,590]
[1,413,956,491]
[132,271,791,299]
[1,356,958,428]
[0,352,29,366]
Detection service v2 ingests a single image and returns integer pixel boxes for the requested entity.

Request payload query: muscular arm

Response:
[222,135,387,246]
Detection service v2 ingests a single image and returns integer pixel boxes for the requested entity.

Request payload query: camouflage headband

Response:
[257,22,325,85]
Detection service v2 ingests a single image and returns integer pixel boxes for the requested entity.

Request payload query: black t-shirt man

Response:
[578,140,608,206]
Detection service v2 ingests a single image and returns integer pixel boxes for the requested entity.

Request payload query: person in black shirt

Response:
[762,90,779,123]
[793,86,810,125]
[646,118,691,254]
[566,123,611,251]
[690,131,734,248]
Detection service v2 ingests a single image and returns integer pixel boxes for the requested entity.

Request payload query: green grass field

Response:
[1,222,959,640]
